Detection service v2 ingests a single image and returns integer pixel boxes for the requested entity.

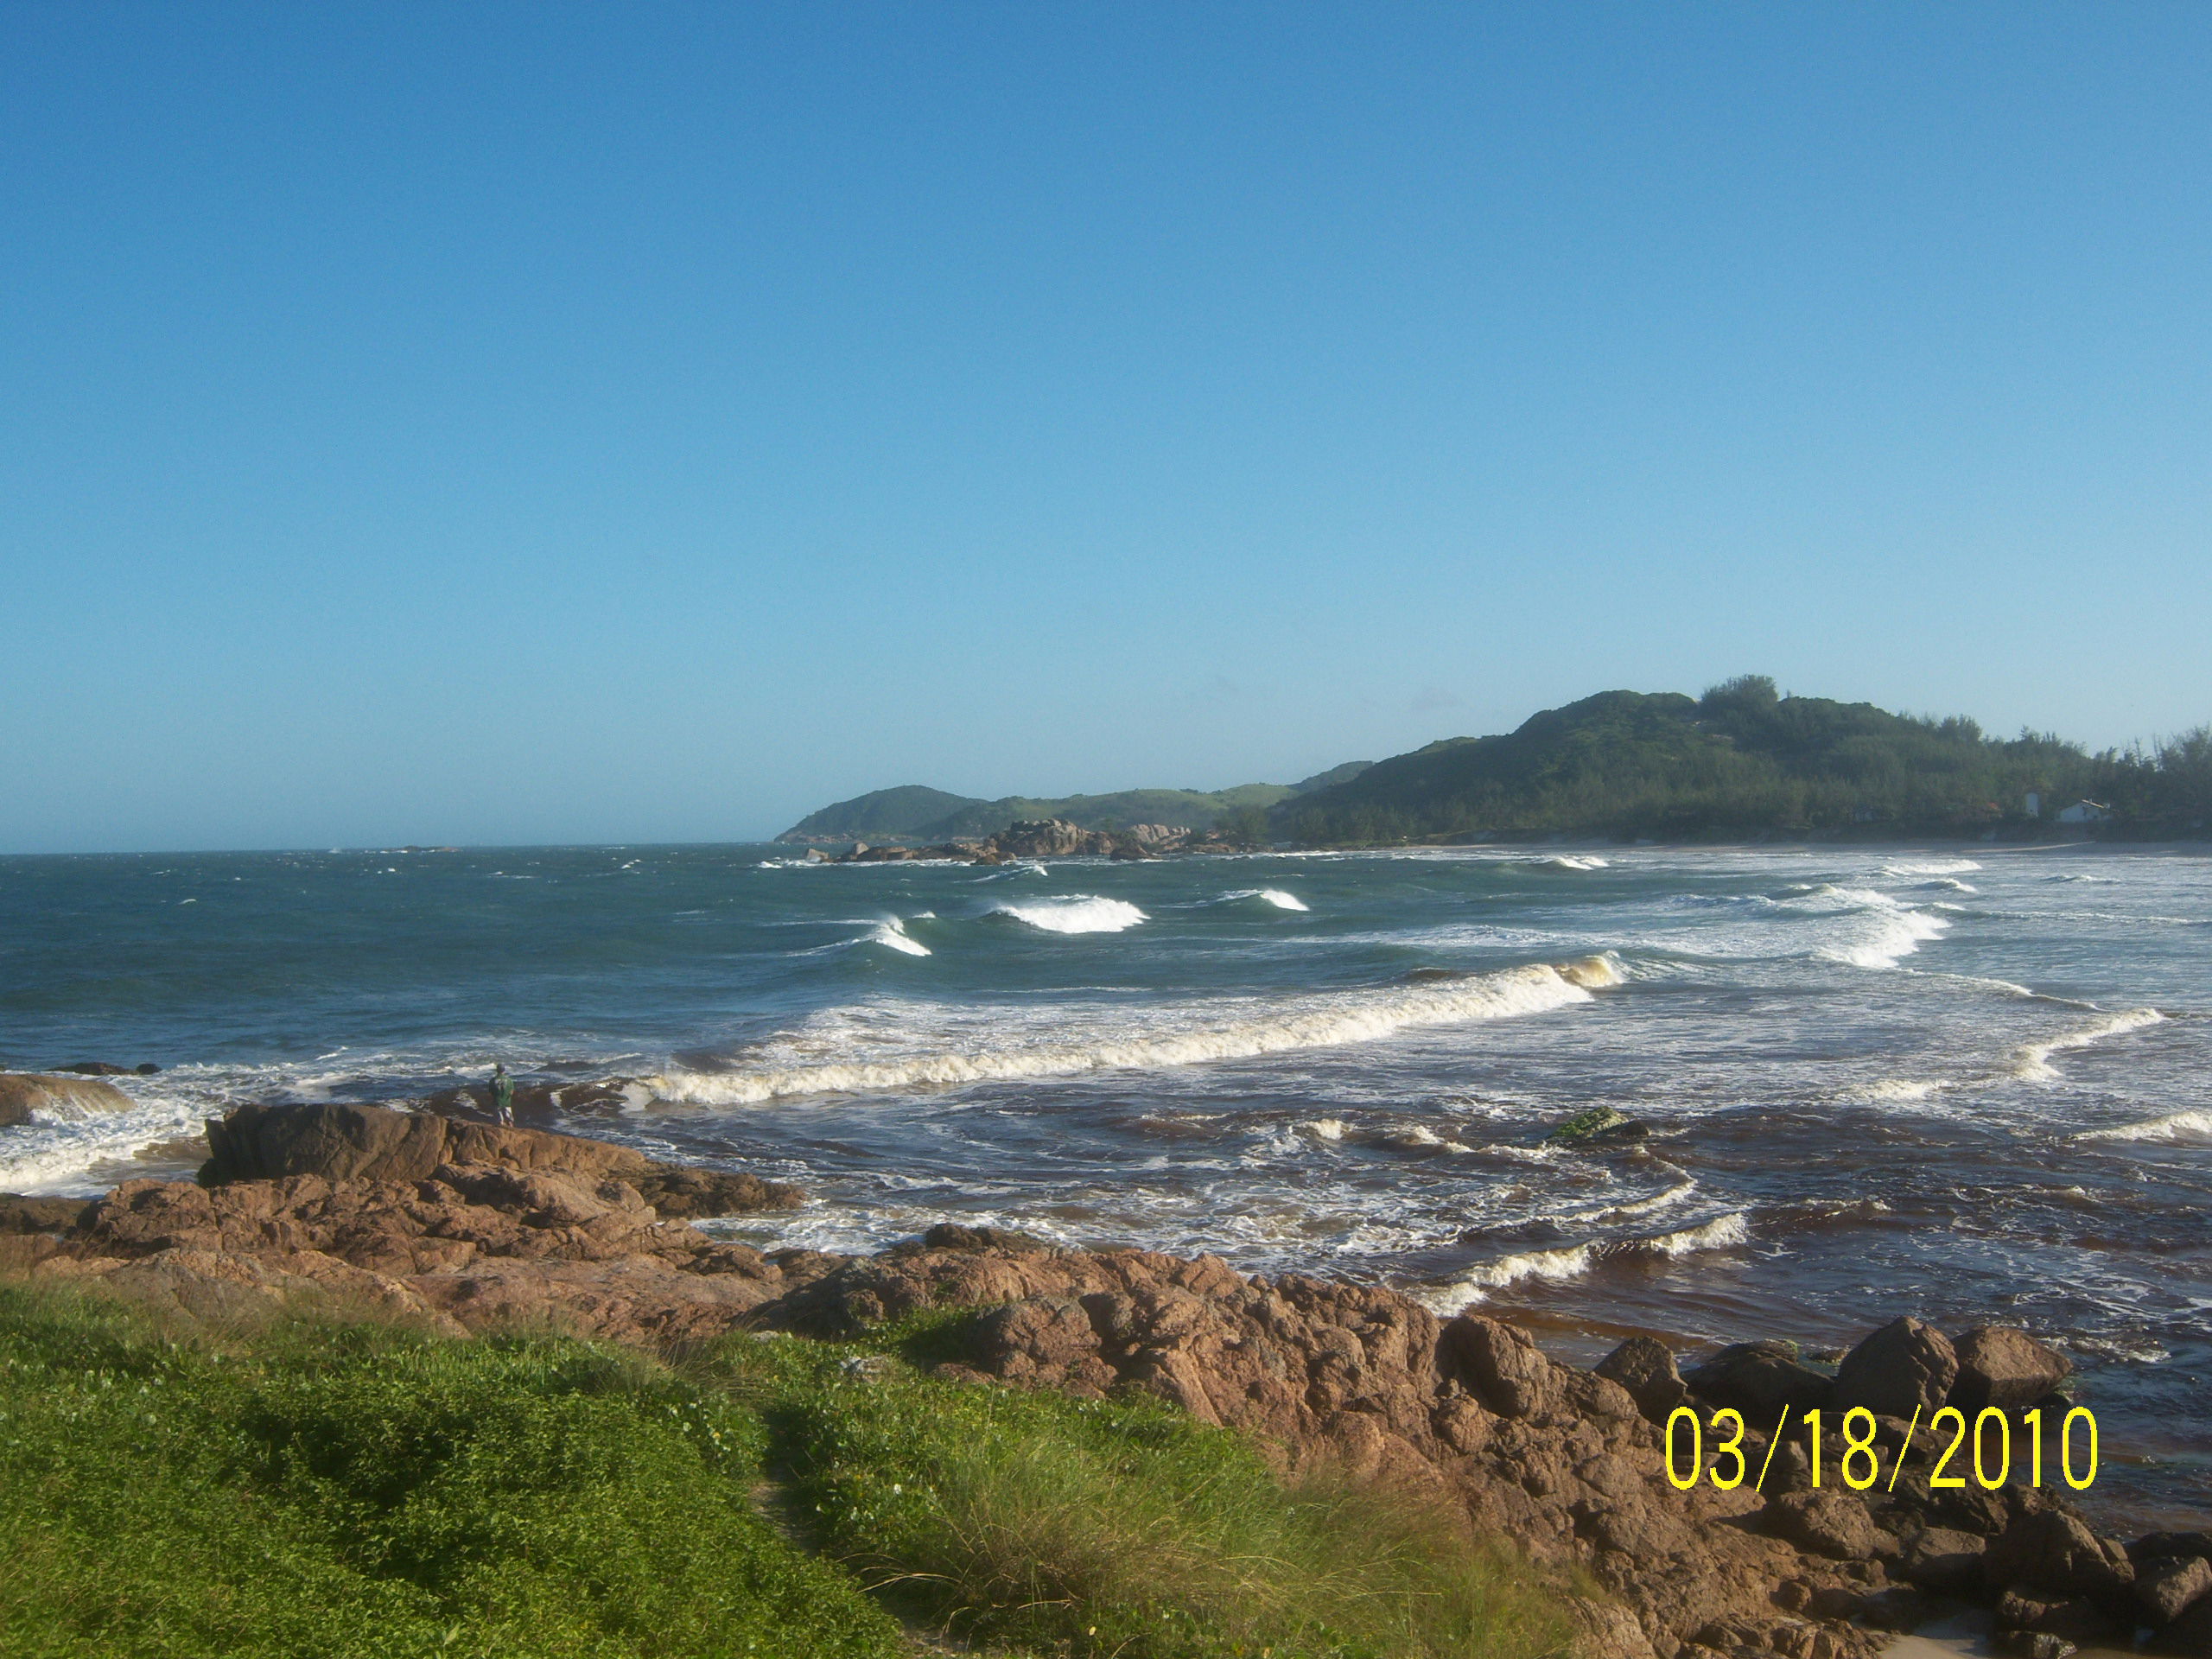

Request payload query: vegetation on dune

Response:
[1277,677,2212,845]
[0,1287,1574,1659]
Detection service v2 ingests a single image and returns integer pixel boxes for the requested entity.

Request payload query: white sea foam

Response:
[1882,860,1982,876]
[645,960,1602,1105]
[1851,1078,1946,1103]
[990,896,1148,934]
[1529,855,1611,871]
[2077,1106,2212,1144]
[1777,887,1949,969]
[2011,1007,2163,1081]
[0,1086,209,1196]
[1217,887,1310,911]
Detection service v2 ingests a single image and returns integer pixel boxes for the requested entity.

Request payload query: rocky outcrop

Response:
[200,1103,799,1218]
[0,1072,135,1126]
[0,1117,2184,1659]
[54,1060,161,1076]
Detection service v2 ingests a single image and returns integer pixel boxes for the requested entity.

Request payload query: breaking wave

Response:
[2012,1007,2164,1082]
[1217,887,1309,912]
[1529,855,1610,872]
[645,960,1606,1106]
[990,896,1148,934]
[868,918,931,957]
[1778,886,1949,969]
[1416,1211,1750,1309]
[2077,1107,2212,1145]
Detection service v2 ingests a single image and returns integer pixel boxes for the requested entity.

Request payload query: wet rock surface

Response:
[0,1071,136,1126]
[0,1106,2191,1659]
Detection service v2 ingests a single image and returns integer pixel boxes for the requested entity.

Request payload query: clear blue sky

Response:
[4,3,2208,851]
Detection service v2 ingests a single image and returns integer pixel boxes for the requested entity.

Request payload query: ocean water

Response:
[3,842,2206,1528]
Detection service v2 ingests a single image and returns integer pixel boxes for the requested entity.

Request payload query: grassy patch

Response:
[0,1285,1576,1659]
[0,1287,901,1658]
[702,1330,1576,1659]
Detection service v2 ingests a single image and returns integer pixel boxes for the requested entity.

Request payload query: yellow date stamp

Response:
[1664,1405,2099,1493]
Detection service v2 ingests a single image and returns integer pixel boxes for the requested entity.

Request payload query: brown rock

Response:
[0,1072,135,1126]
[0,1194,97,1235]
[1764,1491,1897,1561]
[1901,1527,1988,1592]
[2139,1555,2212,1628]
[1949,1327,2072,1414]
[1833,1318,1957,1421]
[1685,1339,1834,1417]
[1440,1313,1560,1419]
[200,1103,798,1214]
[1984,1510,2134,1599]
[1596,1336,1690,1423]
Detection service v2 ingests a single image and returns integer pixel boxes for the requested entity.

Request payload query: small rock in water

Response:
[1547,1105,1647,1145]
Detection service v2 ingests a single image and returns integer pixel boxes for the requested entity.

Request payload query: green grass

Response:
[0,1287,900,1658]
[0,1287,1577,1659]
[702,1323,1577,1659]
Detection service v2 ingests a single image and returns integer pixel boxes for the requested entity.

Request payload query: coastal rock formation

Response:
[0,1107,2179,1659]
[0,1071,135,1127]
[1832,1317,1957,1420]
[200,1102,799,1218]
[828,817,1218,865]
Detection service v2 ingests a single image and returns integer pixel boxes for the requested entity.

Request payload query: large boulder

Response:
[2139,1556,2212,1630]
[0,1072,135,1127]
[1950,1326,2072,1413]
[1683,1338,1833,1416]
[200,1103,799,1217]
[1833,1317,1957,1420]
[1984,1510,2134,1599]
[1596,1335,1690,1422]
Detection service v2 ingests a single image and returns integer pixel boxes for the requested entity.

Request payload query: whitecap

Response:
[868,918,931,957]
[1529,855,1611,871]
[644,959,1604,1105]
[989,896,1148,934]
[2077,1105,2212,1144]
[1414,1210,1749,1312]
[1217,887,1310,912]
[2012,1007,2163,1082]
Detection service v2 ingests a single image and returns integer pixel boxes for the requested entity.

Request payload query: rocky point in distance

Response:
[4,1097,2208,1659]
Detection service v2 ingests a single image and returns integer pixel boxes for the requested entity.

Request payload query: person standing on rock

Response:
[490,1062,516,1127]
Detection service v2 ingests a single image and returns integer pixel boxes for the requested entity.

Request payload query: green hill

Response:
[1274,677,2201,844]
[778,785,988,842]
[778,766,1370,843]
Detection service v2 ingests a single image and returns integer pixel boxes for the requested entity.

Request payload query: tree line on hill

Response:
[779,678,2210,849]
[1271,677,2212,845]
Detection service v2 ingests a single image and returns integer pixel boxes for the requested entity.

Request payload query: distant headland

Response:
[781,677,2211,849]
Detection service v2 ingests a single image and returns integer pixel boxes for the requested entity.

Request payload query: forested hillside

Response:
[1275,677,2211,844]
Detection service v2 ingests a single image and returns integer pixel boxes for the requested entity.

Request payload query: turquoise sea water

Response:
[2,842,2206,1527]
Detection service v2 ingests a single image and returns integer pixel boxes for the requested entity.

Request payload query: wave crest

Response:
[645,960,1605,1106]
[991,896,1148,934]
